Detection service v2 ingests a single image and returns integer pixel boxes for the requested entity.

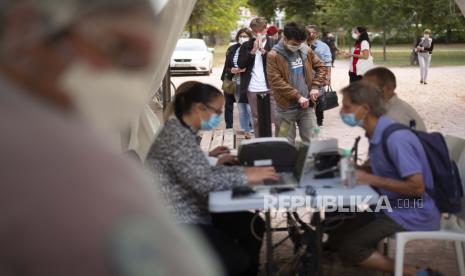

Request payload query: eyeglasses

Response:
[204,104,223,115]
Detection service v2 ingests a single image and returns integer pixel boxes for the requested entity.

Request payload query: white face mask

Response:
[59,61,153,137]
[286,43,302,52]
[257,33,266,40]
[239,37,249,44]
[352,32,359,40]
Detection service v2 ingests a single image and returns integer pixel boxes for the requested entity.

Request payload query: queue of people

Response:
[221,21,379,140]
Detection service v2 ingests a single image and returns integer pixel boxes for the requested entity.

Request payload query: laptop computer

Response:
[257,144,309,188]
[238,137,298,172]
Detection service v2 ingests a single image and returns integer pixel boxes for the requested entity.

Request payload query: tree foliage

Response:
[187,0,246,39]
[279,0,317,23]
[247,0,465,43]
[247,0,277,21]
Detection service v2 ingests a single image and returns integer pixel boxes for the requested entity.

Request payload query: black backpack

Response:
[381,123,463,213]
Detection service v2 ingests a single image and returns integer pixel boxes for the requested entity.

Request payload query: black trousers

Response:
[224,93,235,129]
[196,212,265,276]
[316,106,324,126]
[349,71,363,83]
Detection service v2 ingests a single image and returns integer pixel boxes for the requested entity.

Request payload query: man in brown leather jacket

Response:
[267,22,327,143]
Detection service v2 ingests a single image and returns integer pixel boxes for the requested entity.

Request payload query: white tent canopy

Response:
[126,0,196,161]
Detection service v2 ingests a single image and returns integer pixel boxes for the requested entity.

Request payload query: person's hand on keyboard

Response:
[209,146,230,157]
[244,167,279,185]
[217,154,239,166]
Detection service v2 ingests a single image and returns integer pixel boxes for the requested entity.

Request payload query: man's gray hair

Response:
[306,24,320,34]
[250,17,267,30]
[341,80,387,117]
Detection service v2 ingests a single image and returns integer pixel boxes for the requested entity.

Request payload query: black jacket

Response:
[221,43,241,81]
[220,43,246,103]
[238,36,274,95]
[416,37,434,54]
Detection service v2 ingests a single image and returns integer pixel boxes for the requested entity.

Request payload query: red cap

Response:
[267,26,278,36]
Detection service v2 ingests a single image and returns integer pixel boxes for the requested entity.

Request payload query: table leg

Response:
[265,211,274,276]
[311,212,323,275]
[316,216,323,275]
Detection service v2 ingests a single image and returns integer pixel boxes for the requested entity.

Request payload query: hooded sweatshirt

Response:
[272,40,309,111]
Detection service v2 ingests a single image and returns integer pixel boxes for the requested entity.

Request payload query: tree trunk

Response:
[382,27,387,61]
[446,24,452,44]
[413,4,420,43]
[196,24,202,39]
[189,24,193,38]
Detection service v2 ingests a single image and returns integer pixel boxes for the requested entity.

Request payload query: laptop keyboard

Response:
[264,172,295,185]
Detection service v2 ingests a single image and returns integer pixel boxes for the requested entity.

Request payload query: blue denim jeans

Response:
[235,82,253,133]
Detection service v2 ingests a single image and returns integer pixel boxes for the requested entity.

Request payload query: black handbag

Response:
[316,86,339,112]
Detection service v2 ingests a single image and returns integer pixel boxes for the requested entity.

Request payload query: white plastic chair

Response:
[394,143,465,276]
[445,135,465,163]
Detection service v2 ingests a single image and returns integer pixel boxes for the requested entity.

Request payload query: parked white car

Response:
[170,38,214,75]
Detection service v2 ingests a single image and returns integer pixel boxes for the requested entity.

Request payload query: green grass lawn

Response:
[342,43,465,67]
[212,43,465,68]
[213,44,230,68]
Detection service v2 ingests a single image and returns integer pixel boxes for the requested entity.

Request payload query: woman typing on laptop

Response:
[145,81,278,276]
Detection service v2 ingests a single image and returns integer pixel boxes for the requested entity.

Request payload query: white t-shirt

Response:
[349,40,373,75]
[248,46,269,92]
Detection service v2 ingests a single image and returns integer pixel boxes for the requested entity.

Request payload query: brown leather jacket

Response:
[267,47,327,109]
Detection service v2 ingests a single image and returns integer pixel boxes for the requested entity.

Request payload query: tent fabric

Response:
[126,0,196,161]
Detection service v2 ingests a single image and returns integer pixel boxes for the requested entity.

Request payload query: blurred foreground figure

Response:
[0,0,221,275]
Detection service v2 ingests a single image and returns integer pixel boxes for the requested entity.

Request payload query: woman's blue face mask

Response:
[200,114,221,130]
[199,104,222,130]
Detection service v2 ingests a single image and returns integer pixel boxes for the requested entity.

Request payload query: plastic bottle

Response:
[340,148,356,188]
[277,120,291,138]
[312,126,321,140]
